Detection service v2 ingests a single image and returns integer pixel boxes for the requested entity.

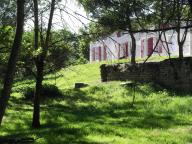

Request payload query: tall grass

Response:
[0,56,191,144]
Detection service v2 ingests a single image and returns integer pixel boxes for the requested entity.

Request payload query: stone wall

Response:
[100,57,192,91]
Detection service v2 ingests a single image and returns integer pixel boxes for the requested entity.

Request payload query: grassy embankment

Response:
[0,56,192,144]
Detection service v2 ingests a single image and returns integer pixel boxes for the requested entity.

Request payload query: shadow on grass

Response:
[43,74,63,81]
[137,82,192,97]
[2,84,192,144]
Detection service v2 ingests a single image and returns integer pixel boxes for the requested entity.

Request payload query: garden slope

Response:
[0,59,192,144]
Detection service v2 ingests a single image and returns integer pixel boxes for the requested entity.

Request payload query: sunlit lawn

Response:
[0,56,192,144]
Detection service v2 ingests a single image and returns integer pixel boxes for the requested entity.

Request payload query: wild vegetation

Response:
[0,59,192,144]
[0,0,192,143]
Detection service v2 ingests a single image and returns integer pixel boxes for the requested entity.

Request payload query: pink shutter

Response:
[158,40,163,53]
[96,47,98,60]
[117,31,121,37]
[124,43,126,57]
[92,47,95,61]
[104,46,107,60]
[118,44,121,59]
[148,38,153,56]
[141,40,144,58]
[98,47,101,61]
[125,42,128,57]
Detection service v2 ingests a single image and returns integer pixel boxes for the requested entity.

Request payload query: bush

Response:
[23,84,63,100]
[75,57,88,65]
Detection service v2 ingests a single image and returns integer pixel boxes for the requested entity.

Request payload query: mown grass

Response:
[0,56,192,144]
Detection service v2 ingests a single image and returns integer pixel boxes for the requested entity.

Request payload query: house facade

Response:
[89,29,192,62]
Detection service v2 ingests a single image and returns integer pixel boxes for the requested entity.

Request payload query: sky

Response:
[53,0,89,33]
[25,0,90,33]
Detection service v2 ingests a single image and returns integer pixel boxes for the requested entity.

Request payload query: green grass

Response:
[1,56,192,144]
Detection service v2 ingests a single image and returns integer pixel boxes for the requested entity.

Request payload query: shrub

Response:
[23,87,34,100]
[23,84,63,100]
[0,88,2,96]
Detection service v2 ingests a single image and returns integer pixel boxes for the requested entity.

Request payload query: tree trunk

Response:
[32,60,44,128]
[130,32,136,65]
[43,0,56,56]
[177,28,187,59]
[178,42,183,59]
[32,0,56,128]
[177,27,183,59]
[0,0,25,125]
[32,0,40,128]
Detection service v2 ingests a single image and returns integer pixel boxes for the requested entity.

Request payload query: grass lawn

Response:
[0,56,192,144]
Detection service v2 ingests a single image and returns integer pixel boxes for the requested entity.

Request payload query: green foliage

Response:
[0,88,2,96]
[0,26,14,49]
[17,31,34,77]
[0,26,15,79]
[87,22,115,41]
[46,29,74,71]
[1,58,192,143]
[0,0,16,26]
[23,84,63,100]
[18,28,81,77]
[79,0,152,31]
[0,26,92,80]
[3,56,192,142]
[76,28,91,61]
[75,56,88,65]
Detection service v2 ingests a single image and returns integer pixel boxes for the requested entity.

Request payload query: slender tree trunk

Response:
[32,60,44,128]
[176,1,185,59]
[0,0,25,125]
[177,28,188,59]
[127,16,136,65]
[32,0,40,128]
[178,42,183,59]
[32,0,56,128]
[177,28,183,59]
[130,32,136,65]
[43,0,56,56]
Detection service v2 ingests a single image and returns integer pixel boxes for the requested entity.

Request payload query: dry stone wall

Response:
[100,57,192,91]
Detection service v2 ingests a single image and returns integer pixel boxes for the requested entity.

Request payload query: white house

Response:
[89,29,192,62]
